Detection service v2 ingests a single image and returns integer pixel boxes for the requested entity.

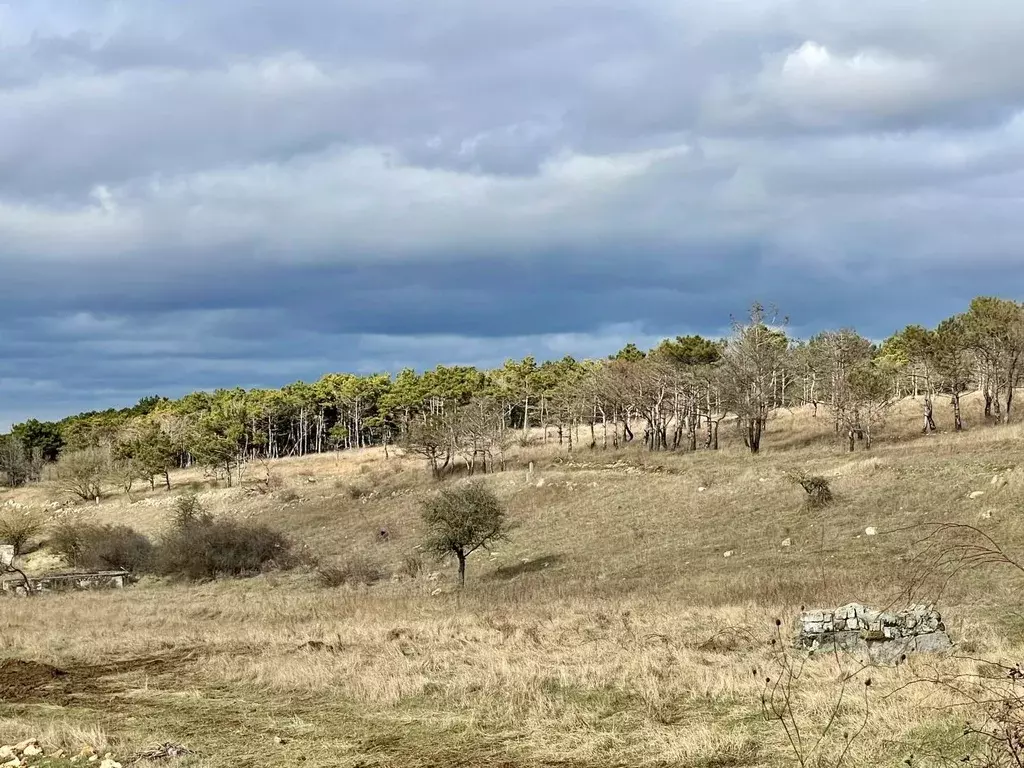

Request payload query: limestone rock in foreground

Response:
[797,603,953,664]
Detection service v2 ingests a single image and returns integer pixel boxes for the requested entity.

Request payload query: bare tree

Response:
[54,446,110,502]
[0,436,37,487]
[402,414,454,479]
[832,361,893,451]
[720,303,790,454]
[964,297,1024,424]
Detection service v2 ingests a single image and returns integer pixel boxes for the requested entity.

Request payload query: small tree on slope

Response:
[421,483,512,587]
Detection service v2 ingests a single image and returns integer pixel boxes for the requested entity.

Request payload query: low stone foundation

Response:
[0,570,131,596]
[797,603,953,664]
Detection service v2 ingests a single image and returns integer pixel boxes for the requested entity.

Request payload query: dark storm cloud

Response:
[4,0,1024,427]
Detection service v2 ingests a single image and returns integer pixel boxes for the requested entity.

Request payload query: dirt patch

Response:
[0,659,69,701]
[0,649,198,704]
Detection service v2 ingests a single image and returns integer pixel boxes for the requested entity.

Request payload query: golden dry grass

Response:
[1,395,1024,766]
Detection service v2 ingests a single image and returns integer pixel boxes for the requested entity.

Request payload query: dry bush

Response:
[789,473,834,508]
[346,483,371,500]
[401,553,424,579]
[316,555,387,587]
[0,510,46,556]
[50,522,153,572]
[54,447,110,501]
[153,497,297,580]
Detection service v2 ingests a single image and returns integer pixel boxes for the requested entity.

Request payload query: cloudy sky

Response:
[2,0,1023,428]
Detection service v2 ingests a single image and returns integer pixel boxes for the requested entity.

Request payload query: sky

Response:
[3,0,1024,429]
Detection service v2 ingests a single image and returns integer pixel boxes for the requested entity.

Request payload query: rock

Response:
[865,527,877,536]
[981,510,994,520]
[781,538,792,547]
[20,746,40,757]
[13,742,37,755]
[3,757,21,768]
[99,759,121,768]
[969,491,985,500]
[274,737,287,745]
[697,487,707,493]
[0,749,12,760]
[536,479,545,488]
[723,550,735,558]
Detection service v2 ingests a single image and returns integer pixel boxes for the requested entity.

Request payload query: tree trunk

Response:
[848,429,856,453]
[952,393,963,432]
[922,396,937,434]
[457,551,467,587]
[1005,384,1014,425]
[164,470,171,491]
[747,418,763,454]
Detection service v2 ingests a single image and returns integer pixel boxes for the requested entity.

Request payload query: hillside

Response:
[1,396,1024,767]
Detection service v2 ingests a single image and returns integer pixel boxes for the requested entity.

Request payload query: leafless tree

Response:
[719,303,790,454]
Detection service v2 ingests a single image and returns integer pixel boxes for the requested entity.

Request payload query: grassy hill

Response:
[2,395,1023,767]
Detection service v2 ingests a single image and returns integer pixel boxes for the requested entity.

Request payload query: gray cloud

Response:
[2,0,1024,428]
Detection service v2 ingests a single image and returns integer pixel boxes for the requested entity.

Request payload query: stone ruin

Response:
[797,603,953,665]
[0,570,131,597]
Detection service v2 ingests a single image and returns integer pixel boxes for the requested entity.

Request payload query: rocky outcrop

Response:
[797,603,953,664]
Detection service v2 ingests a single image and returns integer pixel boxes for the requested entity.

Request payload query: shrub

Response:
[50,522,153,572]
[0,511,46,557]
[401,553,424,580]
[172,493,211,528]
[55,447,110,501]
[346,483,371,500]
[316,555,386,587]
[793,474,834,508]
[153,500,295,580]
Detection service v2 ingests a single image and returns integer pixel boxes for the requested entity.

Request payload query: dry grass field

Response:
[3,396,1024,766]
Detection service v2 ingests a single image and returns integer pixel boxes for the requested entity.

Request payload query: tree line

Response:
[2,297,1023,489]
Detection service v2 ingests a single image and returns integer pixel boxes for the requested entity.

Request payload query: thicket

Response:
[48,495,298,581]
[50,522,153,572]
[151,495,298,580]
